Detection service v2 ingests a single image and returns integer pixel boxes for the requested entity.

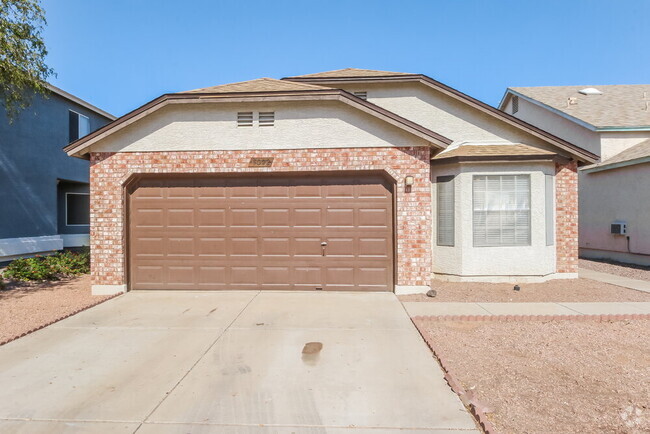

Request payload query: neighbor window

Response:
[66,193,90,226]
[69,111,90,142]
[437,176,455,246]
[473,175,530,247]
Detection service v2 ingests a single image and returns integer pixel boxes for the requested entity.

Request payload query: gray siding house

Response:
[0,84,114,262]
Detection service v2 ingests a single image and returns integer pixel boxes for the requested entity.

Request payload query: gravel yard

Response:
[399,278,650,303]
[414,318,650,433]
[580,258,650,281]
[0,275,111,344]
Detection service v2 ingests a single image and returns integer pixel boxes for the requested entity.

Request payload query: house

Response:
[64,69,597,295]
[0,85,115,262]
[499,85,650,266]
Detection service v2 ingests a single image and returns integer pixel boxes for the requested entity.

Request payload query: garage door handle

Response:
[321,241,327,257]
[321,242,328,246]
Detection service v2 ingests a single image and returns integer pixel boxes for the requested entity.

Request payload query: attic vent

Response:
[259,111,275,127]
[237,112,253,127]
[512,96,519,114]
[578,87,602,95]
[353,91,368,100]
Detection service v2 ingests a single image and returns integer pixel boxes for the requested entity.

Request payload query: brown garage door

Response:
[128,173,394,291]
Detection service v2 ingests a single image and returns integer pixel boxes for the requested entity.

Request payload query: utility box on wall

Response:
[611,221,627,235]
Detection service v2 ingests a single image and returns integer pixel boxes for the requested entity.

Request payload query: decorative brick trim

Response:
[0,293,121,347]
[412,317,496,433]
[555,160,578,273]
[89,147,433,289]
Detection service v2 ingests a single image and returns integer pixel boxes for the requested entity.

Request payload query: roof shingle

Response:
[432,144,556,161]
[510,85,650,128]
[587,138,650,170]
[285,68,415,79]
[182,77,332,94]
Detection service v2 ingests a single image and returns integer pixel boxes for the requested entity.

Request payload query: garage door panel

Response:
[261,209,290,227]
[230,209,257,227]
[129,174,393,291]
[197,209,226,227]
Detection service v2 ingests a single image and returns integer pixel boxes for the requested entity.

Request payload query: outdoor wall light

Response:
[404,175,414,186]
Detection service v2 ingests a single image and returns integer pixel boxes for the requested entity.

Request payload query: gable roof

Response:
[285,68,416,79]
[185,77,331,93]
[431,143,556,164]
[64,77,452,158]
[286,71,599,163]
[502,85,650,130]
[582,138,650,173]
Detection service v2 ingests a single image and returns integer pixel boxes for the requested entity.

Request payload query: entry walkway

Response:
[403,301,650,317]
[579,267,650,294]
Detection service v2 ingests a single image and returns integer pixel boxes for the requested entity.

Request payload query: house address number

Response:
[248,157,274,167]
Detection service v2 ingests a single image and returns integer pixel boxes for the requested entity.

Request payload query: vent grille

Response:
[353,91,368,100]
[512,96,519,114]
[259,111,275,127]
[237,112,253,127]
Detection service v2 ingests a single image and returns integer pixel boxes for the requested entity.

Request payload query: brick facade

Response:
[89,147,432,289]
[555,160,579,273]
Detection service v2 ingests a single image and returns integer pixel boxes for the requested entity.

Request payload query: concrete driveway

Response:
[0,291,478,433]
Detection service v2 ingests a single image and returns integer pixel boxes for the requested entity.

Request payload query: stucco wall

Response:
[334,82,562,153]
[0,91,111,240]
[431,162,557,277]
[502,96,601,156]
[87,100,430,154]
[580,162,650,258]
[599,131,650,160]
[89,147,433,292]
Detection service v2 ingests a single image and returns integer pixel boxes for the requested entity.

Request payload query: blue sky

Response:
[42,0,649,117]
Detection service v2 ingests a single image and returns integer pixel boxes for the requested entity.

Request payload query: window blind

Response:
[437,176,455,246]
[473,175,530,247]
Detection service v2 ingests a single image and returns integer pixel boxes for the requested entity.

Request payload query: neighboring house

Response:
[499,85,650,265]
[64,69,597,295]
[0,85,115,262]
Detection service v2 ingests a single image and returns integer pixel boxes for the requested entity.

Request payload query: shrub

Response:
[4,248,90,281]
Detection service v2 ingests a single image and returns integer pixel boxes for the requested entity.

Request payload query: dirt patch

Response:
[580,258,650,282]
[399,278,650,303]
[415,318,650,433]
[0,275,110,344]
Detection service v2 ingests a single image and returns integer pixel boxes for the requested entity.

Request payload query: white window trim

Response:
[65,192,90,227]
[472,173,532,247]
[70,110,91,140]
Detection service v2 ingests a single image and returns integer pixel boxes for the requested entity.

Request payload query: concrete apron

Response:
[0,291,478,434]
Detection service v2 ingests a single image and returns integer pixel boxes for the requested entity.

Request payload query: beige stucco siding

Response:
[502,96,601,156]
[431,162,557,277]
[88,100,430,153]
[580,163,650,258]
[599,131,650,160]
[335,82,562,152]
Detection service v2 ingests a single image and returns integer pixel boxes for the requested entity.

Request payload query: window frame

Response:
[69,110,91,142]
[65,192,90,227]
[472,174,531,247]
[436,175,455,247]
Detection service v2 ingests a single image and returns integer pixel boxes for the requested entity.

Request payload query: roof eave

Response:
[65,89,451,158]
[287,75,598,164]
[430,154,560,165]
[46,84,116,120]
[581,156,650,173]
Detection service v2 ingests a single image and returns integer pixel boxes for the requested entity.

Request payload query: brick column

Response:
[555,160,579,273]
